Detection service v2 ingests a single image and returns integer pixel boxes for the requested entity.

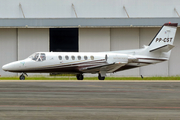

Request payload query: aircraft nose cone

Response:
[2,64,9,71]
[2,60,26,72]
[2,62,18,72]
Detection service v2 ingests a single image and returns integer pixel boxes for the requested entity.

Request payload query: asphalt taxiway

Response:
[0,80,180,120]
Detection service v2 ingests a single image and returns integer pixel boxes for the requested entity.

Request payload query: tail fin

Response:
[148,23,178,53]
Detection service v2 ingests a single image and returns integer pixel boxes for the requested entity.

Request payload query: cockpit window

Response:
[32,53,39,61]
[40,53,46,61]
[30,53,46,62]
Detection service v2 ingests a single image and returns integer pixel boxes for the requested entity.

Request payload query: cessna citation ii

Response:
[2,23,178,80]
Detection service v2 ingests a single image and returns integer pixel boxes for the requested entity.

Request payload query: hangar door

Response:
[50,28,78,52]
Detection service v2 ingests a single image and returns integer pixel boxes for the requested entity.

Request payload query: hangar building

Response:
[0,0,180,77]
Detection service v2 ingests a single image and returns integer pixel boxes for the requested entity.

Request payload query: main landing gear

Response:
[98,73,105,80]
[19,73,28,80]
[76,74,84,80]
[76,73,105,80]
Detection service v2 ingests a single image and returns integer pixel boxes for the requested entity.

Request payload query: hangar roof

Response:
[0,18,180,28]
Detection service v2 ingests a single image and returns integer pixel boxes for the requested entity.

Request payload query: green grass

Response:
[0,76,180,80]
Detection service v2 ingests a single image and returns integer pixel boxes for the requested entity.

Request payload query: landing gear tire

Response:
[98,73,105,80]
[19,74,25,80]
[76,74,84,80]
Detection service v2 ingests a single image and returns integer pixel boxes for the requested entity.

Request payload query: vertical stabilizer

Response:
[146,23,178,59]
[148,23,178,51]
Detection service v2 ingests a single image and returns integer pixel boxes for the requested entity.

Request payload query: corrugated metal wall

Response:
[0,0,179,18]
[79,28,110,52]
[0,29,17,76]
[18,28,49,60]
[169,28,180,76]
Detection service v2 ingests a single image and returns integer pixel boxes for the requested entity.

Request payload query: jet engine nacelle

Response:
[128,55,138,63]
[106,53,128,64]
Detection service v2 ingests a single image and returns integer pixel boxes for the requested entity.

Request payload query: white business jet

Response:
[2,23,178,80]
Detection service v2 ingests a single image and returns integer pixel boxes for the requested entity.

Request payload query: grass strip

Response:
[0,76,180,80]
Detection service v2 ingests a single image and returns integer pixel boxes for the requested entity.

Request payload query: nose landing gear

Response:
[19,73,28,80]
[19,74,25,80]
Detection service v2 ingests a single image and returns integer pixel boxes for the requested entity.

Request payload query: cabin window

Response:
[59,56,62,60]
[71,56,75,60]
[105,54,108,61]
[90,56,94,60]
[78,56,81,60]
[84,56,88,60]
[65,55,69,60]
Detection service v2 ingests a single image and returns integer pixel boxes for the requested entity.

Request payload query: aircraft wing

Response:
[79,62,127,73]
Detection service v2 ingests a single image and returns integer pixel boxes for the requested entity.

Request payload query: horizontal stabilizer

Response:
[149,44,174,52]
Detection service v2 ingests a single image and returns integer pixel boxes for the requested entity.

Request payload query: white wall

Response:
[0,0,179,18]
[18,28,49,60]
[79,28,110,52]
[169,28,180,76]
[0,29,17,76]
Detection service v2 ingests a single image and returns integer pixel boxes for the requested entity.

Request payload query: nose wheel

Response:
[19,73,28,80]
[19,74,25,80]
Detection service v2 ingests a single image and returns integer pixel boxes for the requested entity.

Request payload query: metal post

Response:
[123,6,129,18]
[174,8,180,17]
[19,3,25,18]
[72,3,78,18]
